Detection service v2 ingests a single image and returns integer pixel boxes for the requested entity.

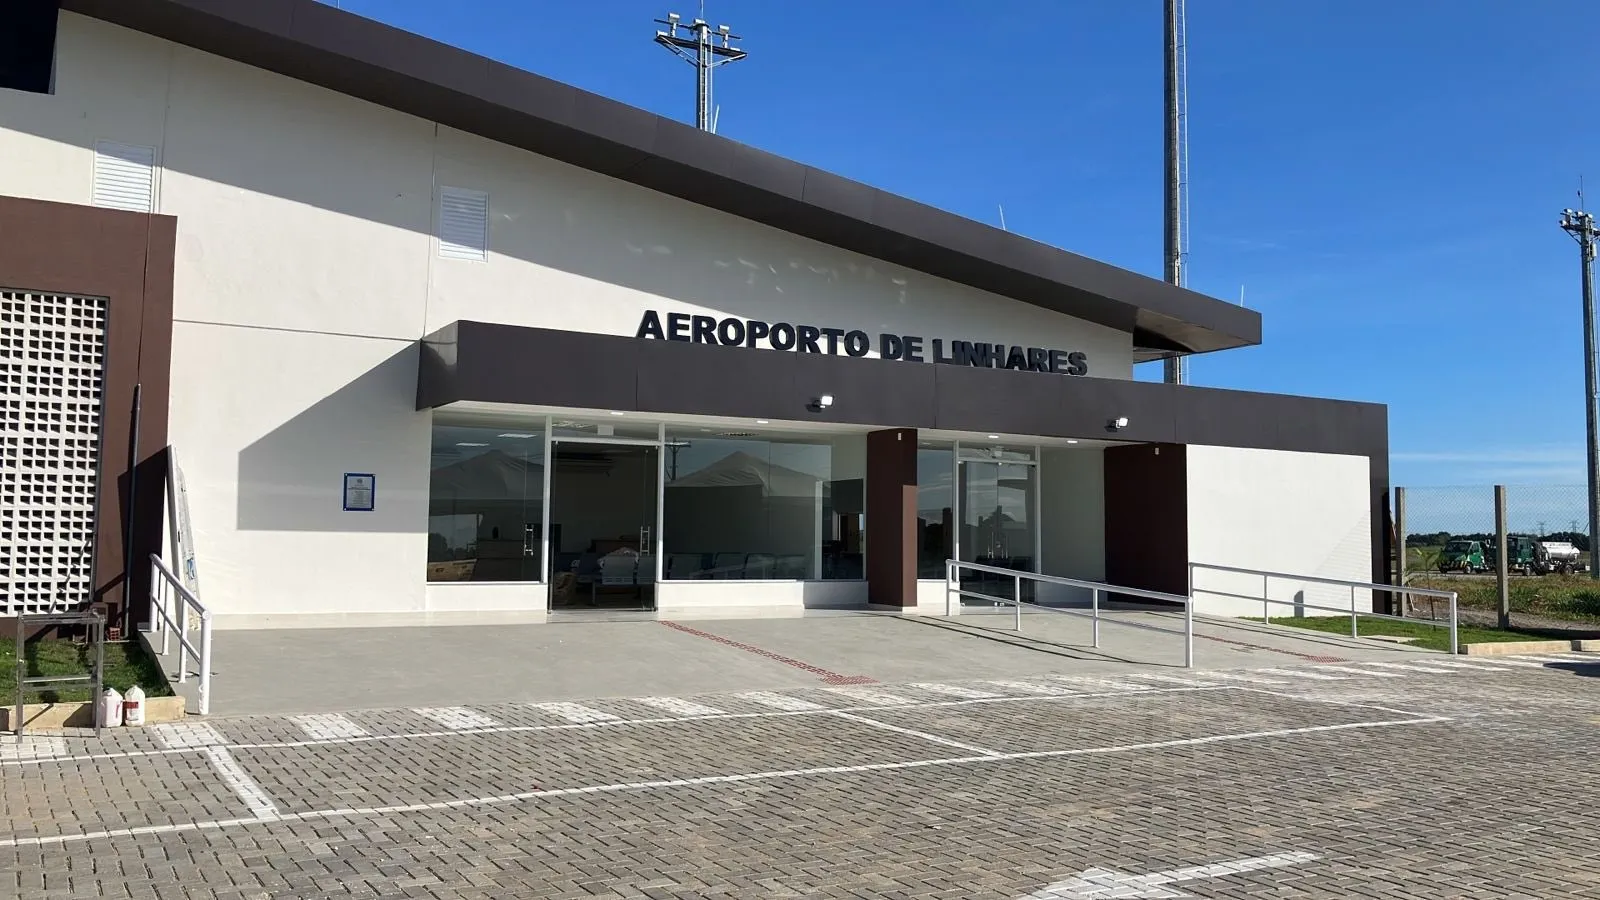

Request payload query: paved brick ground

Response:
[4,656,1600,898]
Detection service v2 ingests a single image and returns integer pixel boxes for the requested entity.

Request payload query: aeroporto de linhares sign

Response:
[636,310,1088,376]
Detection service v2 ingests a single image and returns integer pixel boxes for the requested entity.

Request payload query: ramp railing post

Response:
[1013,573,1022,631]
[177,584,188,684]
[1350,583,1359,638]
[1262,573,1270,624]
[1091,588,1101,648]
[199,611,213,716]
[1184,563,1195,668]
[945,560,953,617]
[1448,592,1459,656]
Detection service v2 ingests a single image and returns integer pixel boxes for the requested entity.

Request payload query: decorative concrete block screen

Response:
[0,290,108,614]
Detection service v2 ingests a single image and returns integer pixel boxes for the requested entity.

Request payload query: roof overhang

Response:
[60,0,1262,357]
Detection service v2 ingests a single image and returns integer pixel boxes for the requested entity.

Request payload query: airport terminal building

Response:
[0,0,1389,629]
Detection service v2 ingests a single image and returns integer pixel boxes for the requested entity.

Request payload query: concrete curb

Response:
[1460,639,1600,656]
[0,695,186,730]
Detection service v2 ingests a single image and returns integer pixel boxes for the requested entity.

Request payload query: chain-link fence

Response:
[1397,484,1600,629]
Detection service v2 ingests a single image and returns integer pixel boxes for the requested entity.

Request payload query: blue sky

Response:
[333,0,1598,489]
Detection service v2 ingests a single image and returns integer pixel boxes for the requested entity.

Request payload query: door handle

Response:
[639,525,652,550]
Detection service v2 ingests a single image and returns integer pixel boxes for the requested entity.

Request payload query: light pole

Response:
[654,12,747,132]
[1560,207,1600,579]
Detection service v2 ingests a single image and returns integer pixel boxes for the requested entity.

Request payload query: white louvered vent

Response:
[438,186,489,261]
[0,291,109,615]
[92,141,157,213]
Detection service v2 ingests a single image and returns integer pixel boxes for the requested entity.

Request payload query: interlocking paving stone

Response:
[227,714,961,815]
[6,661,1600,897]
[1,752,250,840]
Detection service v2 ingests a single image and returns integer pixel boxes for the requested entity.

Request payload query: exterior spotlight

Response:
[1107,416,1129,431]
[807,394,835,413]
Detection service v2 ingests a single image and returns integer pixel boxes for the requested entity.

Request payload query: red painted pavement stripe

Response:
[659,621,877,685]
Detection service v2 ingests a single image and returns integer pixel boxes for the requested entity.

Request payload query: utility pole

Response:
[654,10,747,132]
[1162,0,1189,384]
[1561,206,1600,579]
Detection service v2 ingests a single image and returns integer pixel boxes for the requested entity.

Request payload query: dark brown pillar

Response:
[866,428,917,607]
[1104,443,1188,598]
[0,196,176,636]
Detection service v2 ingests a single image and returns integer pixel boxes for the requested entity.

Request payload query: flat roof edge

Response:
[61,0,1262,354]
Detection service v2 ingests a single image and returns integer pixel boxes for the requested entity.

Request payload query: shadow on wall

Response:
[235,344,424,533]
[8,18,1075,340]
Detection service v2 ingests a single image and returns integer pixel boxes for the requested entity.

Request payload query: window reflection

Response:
[426,423,545,582]
[663,430,865,580]
[916,446,954,578]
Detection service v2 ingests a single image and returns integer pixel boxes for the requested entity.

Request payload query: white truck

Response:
[1538,540,1587,575]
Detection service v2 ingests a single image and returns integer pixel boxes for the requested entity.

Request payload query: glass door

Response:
[547,442,660,610]
[957,453,1038,606]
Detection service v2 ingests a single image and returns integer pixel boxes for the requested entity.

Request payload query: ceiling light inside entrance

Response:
[497,433,538,439]
[456,441,489,447]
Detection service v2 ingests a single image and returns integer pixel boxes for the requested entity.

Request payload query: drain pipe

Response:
[120,382,142,639]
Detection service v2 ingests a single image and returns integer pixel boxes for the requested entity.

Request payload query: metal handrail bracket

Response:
[945,559,1195,667]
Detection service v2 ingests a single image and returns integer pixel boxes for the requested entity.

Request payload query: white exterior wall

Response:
[1186,446,1373,618]
[0,14,1138,622]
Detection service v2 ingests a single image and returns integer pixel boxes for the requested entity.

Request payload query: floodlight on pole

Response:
[654,11,748,132]
[1560,204,1600,578]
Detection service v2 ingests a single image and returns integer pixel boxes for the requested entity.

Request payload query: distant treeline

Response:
[1406,531,1591,551]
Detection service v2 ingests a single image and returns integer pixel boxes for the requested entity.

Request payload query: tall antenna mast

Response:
[654,9,747,132]
[1162,0,1191,385]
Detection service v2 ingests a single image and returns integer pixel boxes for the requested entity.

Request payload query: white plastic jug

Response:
[99,687,123,728]
[122,685,145,727]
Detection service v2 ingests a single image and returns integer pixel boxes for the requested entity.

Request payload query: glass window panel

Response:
[427,422,545,582]
[663,428,865,581]
[957,460,1037,603]
[916,446,954,578]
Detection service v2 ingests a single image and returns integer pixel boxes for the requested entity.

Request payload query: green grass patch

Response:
[1246,615,1549,652]
[1410,575,1600,624]
[0,637,172,704]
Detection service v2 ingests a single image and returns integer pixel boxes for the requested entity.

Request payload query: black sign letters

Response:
[636,310,1088,376]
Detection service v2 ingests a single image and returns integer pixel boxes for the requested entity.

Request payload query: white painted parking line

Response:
[1352,661,1459,674]
[831,711,1004,756]
[909,683,1001,699]
[1458,657,1550,668]
[821,686,918,706]
[1195,670,1292,685]
[735,691,826,712]
[1124,672,1227,688]
[527,701,621,723]
[631,697,726,717]
[290,714,369,741]
[203,746,280,821]
[1504,654,1597,663]
[1022,850,1321,899]
[0,736,66,761]
[1426,660,1510,672]
[152,722,227,749]
[1045,675,1153,691]
[1312,665,1406,678]
[984,679,1075,695]
[1254,668,1351,681]
[414,707,498,730]
[0,715,1445,849]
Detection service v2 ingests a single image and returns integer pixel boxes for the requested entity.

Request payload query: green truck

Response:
[1439,539,1488,574]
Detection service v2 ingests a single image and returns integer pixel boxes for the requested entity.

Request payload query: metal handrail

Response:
[1187,562,1460,655]
[945,559,1195,667]
[147,553,213,715]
